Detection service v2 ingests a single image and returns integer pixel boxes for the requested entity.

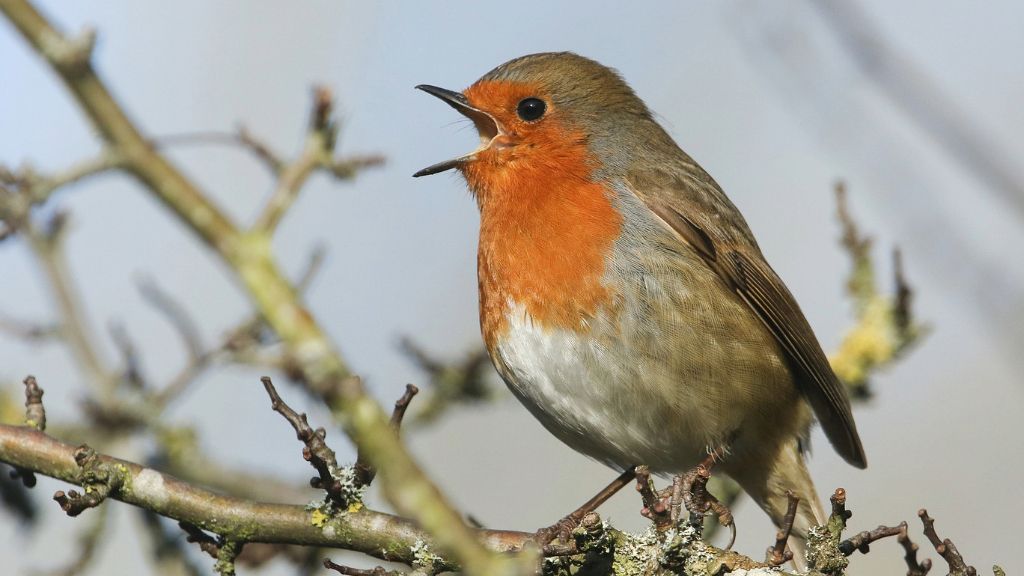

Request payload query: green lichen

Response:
[805,525,847,574]
[410,539,443,572]
[329,464,367,509]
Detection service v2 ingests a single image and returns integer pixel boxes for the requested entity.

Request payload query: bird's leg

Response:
[534,465,638,545]
[679,449,737,548]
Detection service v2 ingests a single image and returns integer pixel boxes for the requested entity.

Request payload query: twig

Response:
[835,182,874,307]
[0,2,625,572]
[23,375,46,431]
[151,244,326,410]
[353,384,418,487]
[893,247,913,333]
[109,321,146,389]
[253,87,336,233]
[0,465,36,520]
[814,0,1024,222]
[180,521,222,559]
[0,313,60,341]
[261,376,355,507]
[829,488,852,532]
[322,559,403,576]
[295,243,328,293]
[154,128,285,175]
[829,184,928,398]
[214,539,244,576]
[766,491,799,566]
[919,509,976,576]
[838,523,904,556]
[399,339,494,425]
[137,276,205,363]
[897,522,933,576]
[53,445,125,516]
[9,375,46,487]
[23,217,116,396]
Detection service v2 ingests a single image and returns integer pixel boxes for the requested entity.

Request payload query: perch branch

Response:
[0,423,540,571]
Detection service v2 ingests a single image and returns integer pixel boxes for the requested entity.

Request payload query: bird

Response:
[414,52,866,563]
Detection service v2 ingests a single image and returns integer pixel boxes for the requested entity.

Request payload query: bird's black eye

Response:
[516,98,546,121]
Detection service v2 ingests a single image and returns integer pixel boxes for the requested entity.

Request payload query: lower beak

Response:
[414,84,499,177]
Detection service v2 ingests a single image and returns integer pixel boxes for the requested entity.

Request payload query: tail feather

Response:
[727,439,824,572]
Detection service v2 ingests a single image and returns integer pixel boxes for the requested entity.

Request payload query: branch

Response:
[0,423,539,571]
[154,128,285,175]
[828,183,928,398]
[0,3,511,571]
[767,491,799,566]
[253,87,384,234]
[353,383,418,488]
[261,376,359,508]
[919,509,976,576]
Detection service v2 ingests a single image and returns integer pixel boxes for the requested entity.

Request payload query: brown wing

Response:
[628,166,867,469]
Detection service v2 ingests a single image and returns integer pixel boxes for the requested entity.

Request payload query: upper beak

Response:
[413,84,499,177]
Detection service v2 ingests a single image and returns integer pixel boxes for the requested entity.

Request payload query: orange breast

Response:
[462,125,622,350]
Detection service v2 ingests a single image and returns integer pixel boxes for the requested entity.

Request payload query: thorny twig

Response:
[353,384,419,487]
[767,491,799,566]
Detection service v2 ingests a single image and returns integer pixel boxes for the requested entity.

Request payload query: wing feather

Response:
[626,169,867,468]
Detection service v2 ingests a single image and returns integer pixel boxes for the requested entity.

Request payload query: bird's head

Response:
[414,52,656,195]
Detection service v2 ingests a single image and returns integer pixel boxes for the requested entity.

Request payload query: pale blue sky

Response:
[1,2,1021,574]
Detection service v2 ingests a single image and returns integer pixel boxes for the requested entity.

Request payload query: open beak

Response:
[413,84,500,177]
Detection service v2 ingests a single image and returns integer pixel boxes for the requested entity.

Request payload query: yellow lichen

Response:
[311,508,329,528]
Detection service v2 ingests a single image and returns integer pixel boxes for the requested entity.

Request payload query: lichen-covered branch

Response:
[0,423,536,570]
[0,1,522,572]
[828,183,927,397]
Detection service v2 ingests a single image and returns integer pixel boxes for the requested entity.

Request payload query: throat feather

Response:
[469,145,622,349]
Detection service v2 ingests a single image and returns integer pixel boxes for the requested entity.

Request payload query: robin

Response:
[414,52,866,563]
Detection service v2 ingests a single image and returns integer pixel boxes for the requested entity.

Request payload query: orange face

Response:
[461,80,585,197]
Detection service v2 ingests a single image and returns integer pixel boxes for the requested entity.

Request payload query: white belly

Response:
[489,255,800,474]
[491,302,731,472]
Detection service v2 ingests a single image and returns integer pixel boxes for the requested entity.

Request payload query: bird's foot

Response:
[534,515,583,546]
[680,453,736,549]
[635,466,674,530]
[534,466,637,546]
